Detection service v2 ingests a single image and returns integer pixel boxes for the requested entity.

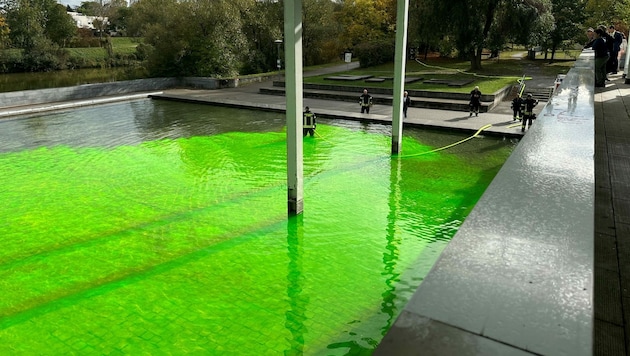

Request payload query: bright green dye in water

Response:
[0,101,514,354]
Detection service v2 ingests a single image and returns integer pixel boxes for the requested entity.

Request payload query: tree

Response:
[239,0,282,73]
[128,0,249,77]
[408,0,450,58]
[76,1,101,16]
[0,16,10,49]
[303,0,344,66]
[5,0,45,49]
[419,0,553,70]
[584,0,630,33]
[1,0,78,70]
[45,3,77,46]
[5,0,75,48]
[105,0,129,35]
[334,0,396,48]
[546,0,587,61]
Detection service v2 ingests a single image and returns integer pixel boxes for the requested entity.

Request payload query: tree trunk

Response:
[470,48,482,70]
[471,0,499,71]
[550,45,558,63]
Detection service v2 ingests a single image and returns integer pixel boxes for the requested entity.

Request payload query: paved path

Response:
[151,62,552,139]
[0,61,550,139]
[594,72,630,356]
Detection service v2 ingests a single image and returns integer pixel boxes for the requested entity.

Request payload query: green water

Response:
[0,101,514,354]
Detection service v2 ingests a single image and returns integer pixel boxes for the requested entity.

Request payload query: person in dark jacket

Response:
[402,91,411,118]
[302,106,316,137]
[608,25,623,74]
[599,25,615,74]
[521,93,538,132]
[469,86,482,117]
[584,28,596,48]
[359,89,373,114]
[593,28,610,87]
[511,95,523,121]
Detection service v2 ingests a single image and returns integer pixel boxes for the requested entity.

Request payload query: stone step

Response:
[273,81,498,102]
[259,87,495,113]
[508,85,553,102]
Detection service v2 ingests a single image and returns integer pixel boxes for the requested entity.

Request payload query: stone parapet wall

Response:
[0,74,276,109]
[0,78,178,109]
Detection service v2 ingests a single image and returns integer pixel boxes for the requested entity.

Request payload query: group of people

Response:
[511,94,539,132]
[303,84,539,136]
[360,87,485,119]
[359,88,412,117]
[585,24,625,87]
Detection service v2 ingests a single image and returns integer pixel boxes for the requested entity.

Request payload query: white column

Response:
[391,0,410,155]
[285,0,304,215]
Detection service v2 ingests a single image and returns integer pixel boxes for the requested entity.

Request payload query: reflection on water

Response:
[0,100,515,354]
[0,100,287,152]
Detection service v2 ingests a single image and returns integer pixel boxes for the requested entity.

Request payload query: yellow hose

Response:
[395,124,493,158]
[414,59,527,81]
[313,123,493,158]
[518,75,526,97]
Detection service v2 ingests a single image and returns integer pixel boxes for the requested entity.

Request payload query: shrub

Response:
[354,39,395,68]
[69,29,101,48]
[240,50,270,75]
[135,43,153,61]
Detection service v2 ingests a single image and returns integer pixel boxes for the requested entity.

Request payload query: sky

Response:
[58,0,85,9]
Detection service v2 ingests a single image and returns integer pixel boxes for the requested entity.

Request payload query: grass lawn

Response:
[111,37,141,55]
[66,47,107,61]
[304,54,574,94]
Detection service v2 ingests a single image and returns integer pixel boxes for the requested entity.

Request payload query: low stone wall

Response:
[0,74,278,109]
[274,80,510,104]
[0,78,178,108]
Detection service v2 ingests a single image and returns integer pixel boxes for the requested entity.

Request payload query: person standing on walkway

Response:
[402,91,411,118]
[303,106,316,137]
[469,86,482,117]
[608,25,623,74]
[521,93,538,132]
[511,95,523,121]
[599,25,615,75]
[592,28,609,87]
[584,28,596,48]
[359,89,373,114]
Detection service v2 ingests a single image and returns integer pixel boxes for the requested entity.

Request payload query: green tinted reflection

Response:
[0,122,513,354]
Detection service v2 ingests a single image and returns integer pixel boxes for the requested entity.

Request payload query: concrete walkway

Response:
[594,72,630,356]
[150,62,549,139]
